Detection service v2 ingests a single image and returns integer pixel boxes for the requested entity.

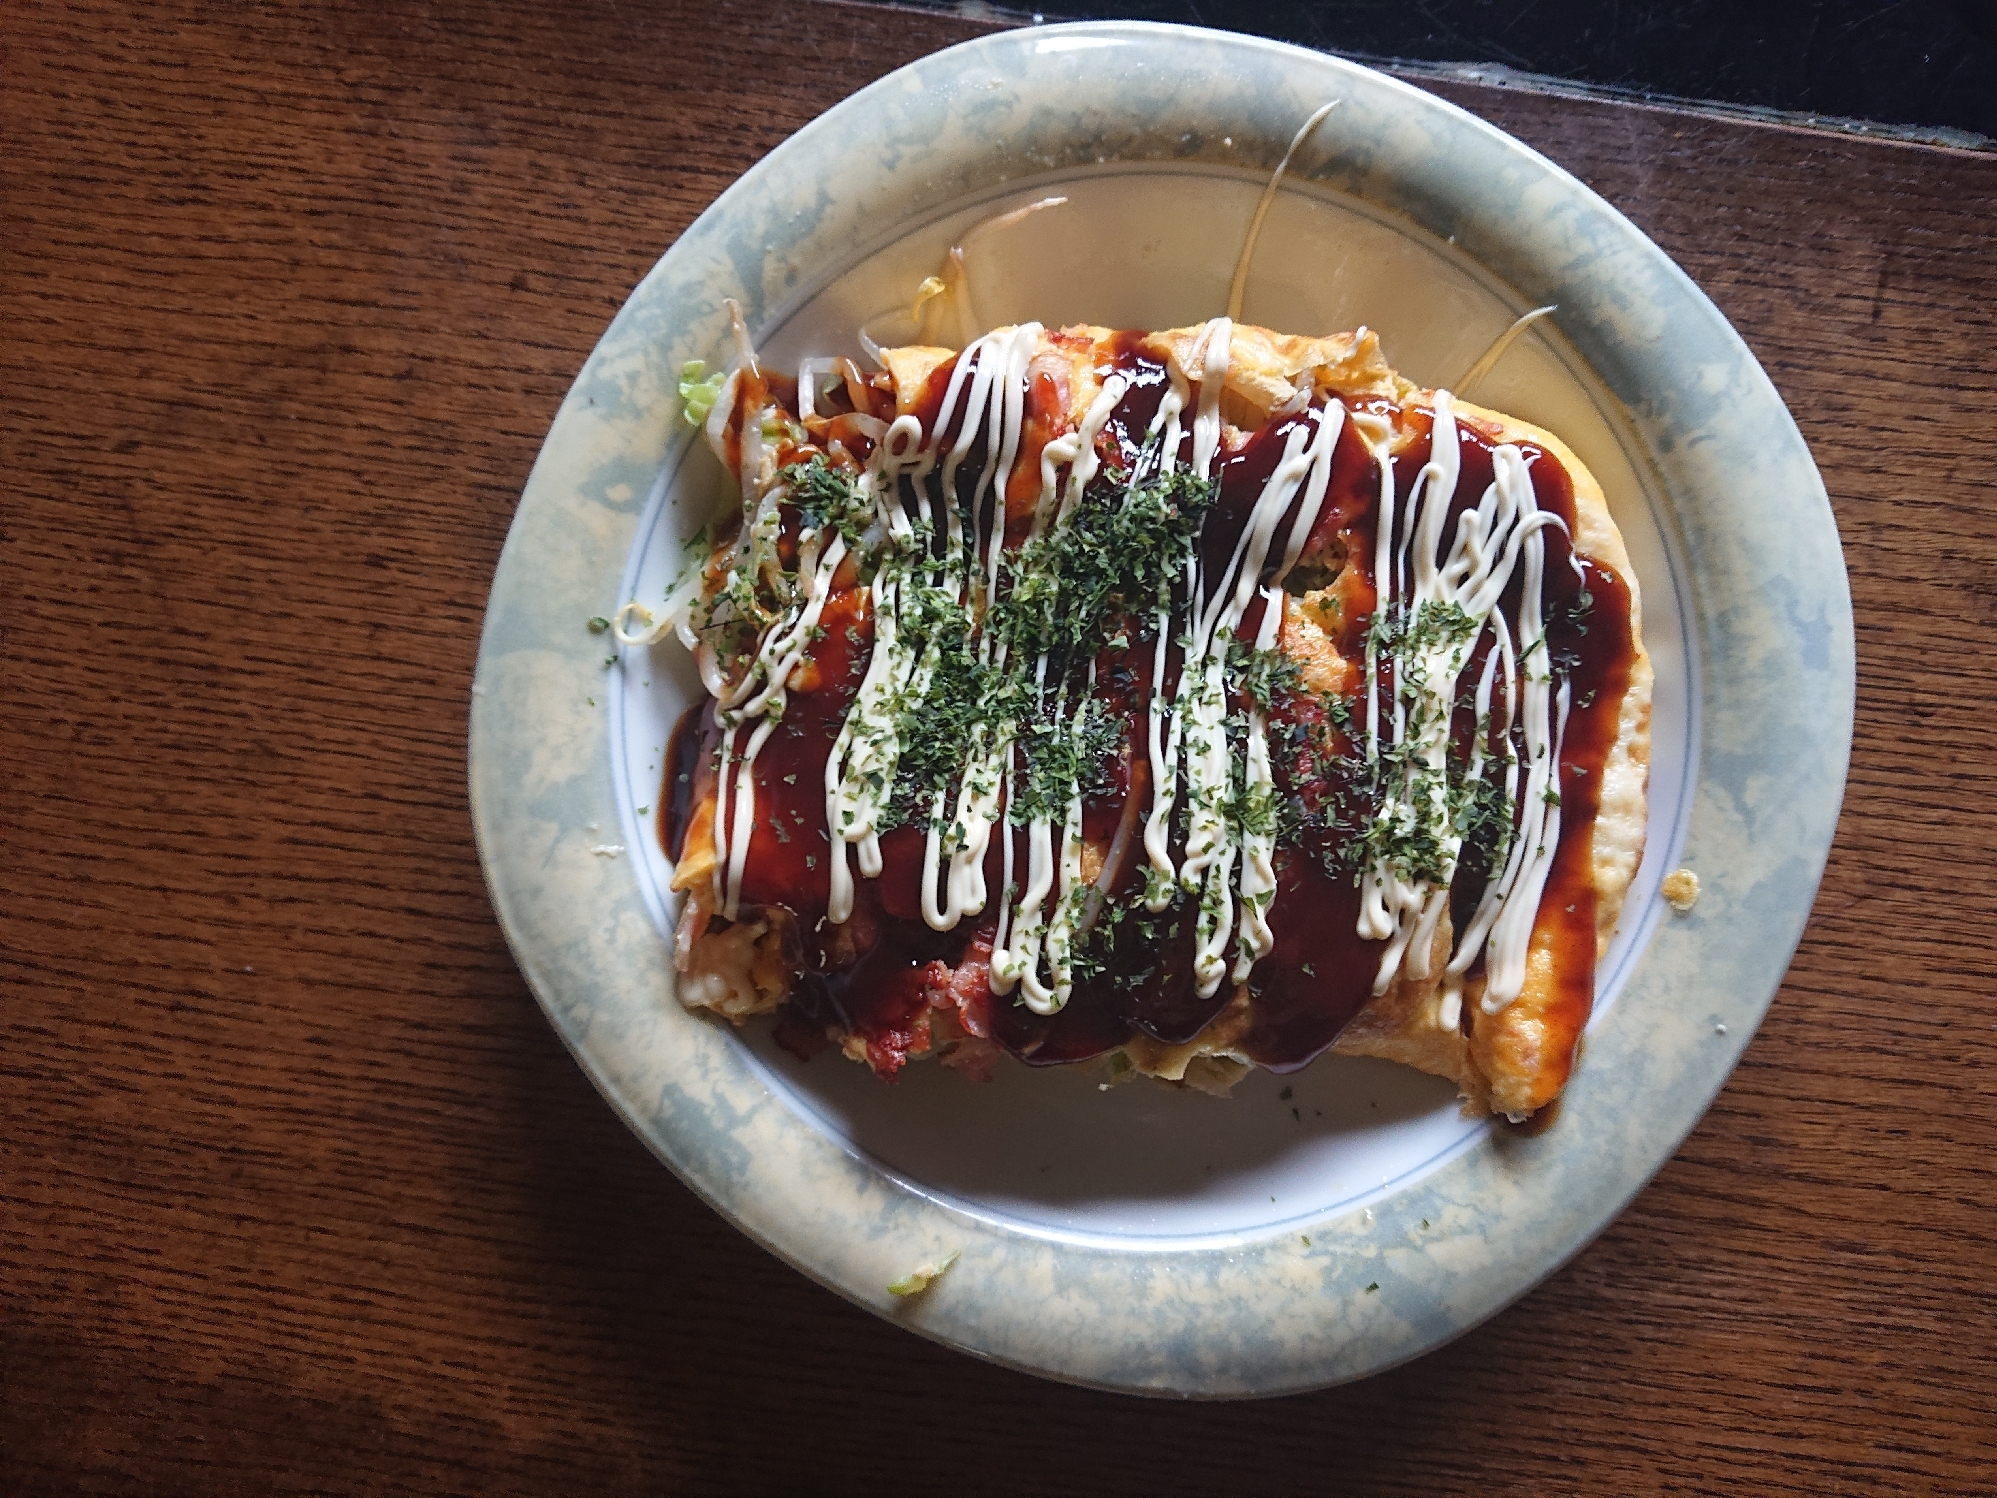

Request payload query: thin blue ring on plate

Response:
[469,21,1852,1396]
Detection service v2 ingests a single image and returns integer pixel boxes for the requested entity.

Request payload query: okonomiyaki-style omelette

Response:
[627,306,1652,1121]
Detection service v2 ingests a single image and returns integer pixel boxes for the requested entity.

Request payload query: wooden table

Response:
[8,1,1996,1489]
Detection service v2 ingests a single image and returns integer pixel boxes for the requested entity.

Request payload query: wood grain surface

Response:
[6,1,1995,1491]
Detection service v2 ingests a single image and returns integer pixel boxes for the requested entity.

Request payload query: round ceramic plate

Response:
[469,23,1852,1397]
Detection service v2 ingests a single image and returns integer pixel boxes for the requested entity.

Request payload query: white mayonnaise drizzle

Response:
[1137,318,1226,912]
[1356,393,1582,1013]
[1173,392,1343,997]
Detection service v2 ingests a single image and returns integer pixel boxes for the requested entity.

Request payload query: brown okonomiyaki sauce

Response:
[661,702,710,864]
[669,340,1636,1081]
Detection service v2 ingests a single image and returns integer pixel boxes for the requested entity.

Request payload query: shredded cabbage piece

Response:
[678,359,724,428]
[886,1249,959,1297]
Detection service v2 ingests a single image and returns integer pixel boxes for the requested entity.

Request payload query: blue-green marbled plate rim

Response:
[468,22,1853,1397]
